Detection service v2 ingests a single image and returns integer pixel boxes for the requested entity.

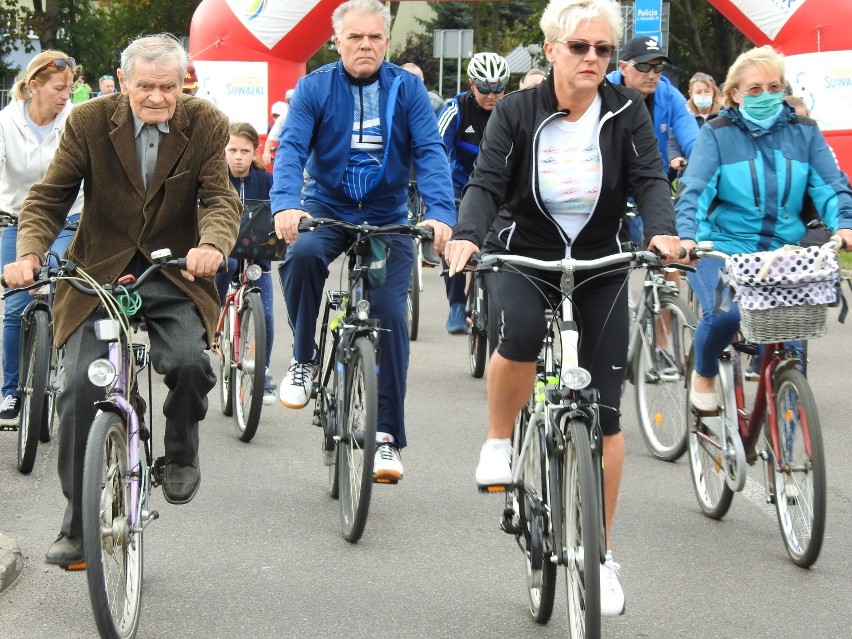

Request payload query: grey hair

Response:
[540,0,623,45]
[120,33,188,83]
[332,0,392,38]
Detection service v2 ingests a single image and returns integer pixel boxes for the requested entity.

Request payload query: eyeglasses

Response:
[561,40,616,58]
[29,57,76,82]
[629,61,665,73]
[737,82,785,97]
[474,85,505,95]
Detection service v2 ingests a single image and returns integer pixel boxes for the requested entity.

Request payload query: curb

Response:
[0,533,23,593]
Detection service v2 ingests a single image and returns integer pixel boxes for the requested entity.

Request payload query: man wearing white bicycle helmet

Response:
[436,52,509,334]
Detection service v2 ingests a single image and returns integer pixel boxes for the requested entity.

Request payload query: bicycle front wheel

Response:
[338,336,378,542]
[634,294,695,461]
[562,418,600,639]
[408,242,421,341]
[233,291,267,442]
[83,411,143,639]
[513,404,556,623]
[39,344,61,443]
[18,309,50,474]
[467,274,488,378]
[218,305,234,417]
[770,368,825,567]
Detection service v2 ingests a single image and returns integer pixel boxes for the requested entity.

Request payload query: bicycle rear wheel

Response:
[83,411,144,639]
[513,403,556,623]
[338,336,377,542]
[685,353,734,519]
[18,309,50,474]
[467,274,488,378]
[562,418,600,639]
[218,305,235,417]
[408,242,421,341]
[634,294,695,461]
[233,291,267,442]
[770,368,825,567]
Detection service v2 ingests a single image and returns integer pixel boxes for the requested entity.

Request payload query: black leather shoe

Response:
[162,457,201,505]
[45,533,84,568]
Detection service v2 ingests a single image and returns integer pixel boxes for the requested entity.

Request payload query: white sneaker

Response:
[600,551,625,616]
[0,395,20,426]
[475,438,513,487]
[374,442,403,482]
[279,359,318,409]
[262,372,277,406]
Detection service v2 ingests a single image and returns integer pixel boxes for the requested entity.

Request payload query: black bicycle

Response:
[300,217,433,542]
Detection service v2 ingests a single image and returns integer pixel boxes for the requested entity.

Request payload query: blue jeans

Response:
[215,258,275,368]
[687,257,740,378]
[1,214,79,397]
[277,214,414,446]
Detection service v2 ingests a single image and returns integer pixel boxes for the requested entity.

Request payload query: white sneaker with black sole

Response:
[0,395,20,427]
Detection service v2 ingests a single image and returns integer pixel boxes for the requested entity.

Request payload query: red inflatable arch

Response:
[709,0,852,174]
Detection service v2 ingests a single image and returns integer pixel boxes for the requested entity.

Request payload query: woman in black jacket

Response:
[444,0,685,616]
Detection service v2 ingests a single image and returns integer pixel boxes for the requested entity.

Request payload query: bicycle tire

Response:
[408,243,421,341]
[18,309,50,474]
[513,403,556,623]
[233,291,267,442]
[634,294,695,461]
[467,274,487,378]
[83,411,144,639]
[338,336,377,542]
[770,368,825,567]
[562,418,601,639]
[317,386,340,500]
[685,352,734,519]
[218,304,234,417]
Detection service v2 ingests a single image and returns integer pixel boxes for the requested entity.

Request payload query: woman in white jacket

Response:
[0,50,83,426]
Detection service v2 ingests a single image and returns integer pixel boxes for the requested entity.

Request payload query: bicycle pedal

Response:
[478,483,510,494]
[63,561,86,571]
[373,477,399,485]
[501,508,521,535]
[151,456,166,487]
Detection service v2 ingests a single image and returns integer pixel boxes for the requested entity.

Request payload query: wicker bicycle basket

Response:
[726,245,839,344]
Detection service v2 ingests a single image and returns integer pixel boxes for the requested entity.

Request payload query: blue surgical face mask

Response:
[693,94,713,110]
[741,90,784,121]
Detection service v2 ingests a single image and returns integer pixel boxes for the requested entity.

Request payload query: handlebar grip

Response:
[1,269,40,290]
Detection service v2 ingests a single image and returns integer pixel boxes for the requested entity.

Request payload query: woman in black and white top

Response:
[444,0,685,615]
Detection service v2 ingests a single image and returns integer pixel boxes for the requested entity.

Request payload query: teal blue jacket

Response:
[675,105,852,254]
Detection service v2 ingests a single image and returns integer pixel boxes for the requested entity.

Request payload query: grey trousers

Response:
[57,275,216,538]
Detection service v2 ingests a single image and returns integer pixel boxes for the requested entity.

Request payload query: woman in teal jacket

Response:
[675,45,852,411]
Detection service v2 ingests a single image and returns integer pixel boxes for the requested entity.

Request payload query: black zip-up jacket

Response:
[452,71,676,262]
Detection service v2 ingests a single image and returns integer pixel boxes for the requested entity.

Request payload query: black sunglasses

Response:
[562,40,615,58]
[629,61,666,74]
[474,84,505,95]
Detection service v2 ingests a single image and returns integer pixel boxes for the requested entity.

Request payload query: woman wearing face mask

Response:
[676,45,852,411]
[668,72,723,174]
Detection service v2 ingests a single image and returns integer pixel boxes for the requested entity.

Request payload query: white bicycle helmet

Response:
[467,52,509,90]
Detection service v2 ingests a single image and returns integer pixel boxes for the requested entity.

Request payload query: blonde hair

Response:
[13,50,75,100]
[540,0,623,45]
[722,45,785,108]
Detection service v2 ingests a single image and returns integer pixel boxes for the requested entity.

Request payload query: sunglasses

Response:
[562,40,615,58]
[737,83,785,97]
[100,75,114,81]
[474,85,505,95]
[29,57,76,82]
[629,61,666,74]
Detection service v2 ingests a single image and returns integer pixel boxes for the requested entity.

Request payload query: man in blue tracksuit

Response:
[271,0,455,482]
[607,36,698,245]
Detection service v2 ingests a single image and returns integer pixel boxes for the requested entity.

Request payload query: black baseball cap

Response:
[619,36,671,63]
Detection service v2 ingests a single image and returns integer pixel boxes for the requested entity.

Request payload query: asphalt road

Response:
[2,264,852,638]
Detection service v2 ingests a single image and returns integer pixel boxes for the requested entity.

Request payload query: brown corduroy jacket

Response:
[17,93,241,347]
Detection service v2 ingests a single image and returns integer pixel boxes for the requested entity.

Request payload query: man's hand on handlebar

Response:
[183,244,224,281]
[2,254,41,289]
[273,208,310,245]
[418,219,452,255]
[444,239,479,277]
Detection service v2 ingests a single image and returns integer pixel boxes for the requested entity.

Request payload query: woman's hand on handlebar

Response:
[418,219,452,254]
[2,254,41,289]
[444,239,479,277]
[835,228,852,252]
[183,244,224,282]
[273,208,310,244]
[647,235,693,264]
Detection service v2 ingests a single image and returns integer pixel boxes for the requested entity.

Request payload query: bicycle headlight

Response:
[562,367,592,390]
[245,263,263,282]
[356,299,370,321]
[88,358,117,387]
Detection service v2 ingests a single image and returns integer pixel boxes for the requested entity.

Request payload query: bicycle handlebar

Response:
[297,217,435,242]
[689,235,846,261]
[476,250,663,274]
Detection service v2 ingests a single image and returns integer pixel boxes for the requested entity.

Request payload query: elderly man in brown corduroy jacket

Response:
[3,34,241,568]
